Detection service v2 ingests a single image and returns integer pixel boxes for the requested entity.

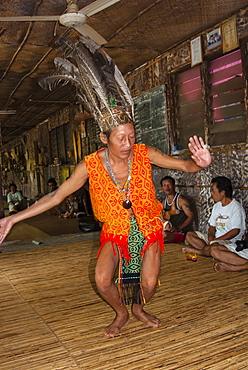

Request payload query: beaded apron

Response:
[116,216,145,305]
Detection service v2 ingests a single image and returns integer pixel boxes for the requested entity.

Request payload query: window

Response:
[50,122,73,164]
[208,49,246,146]
[175,66,205,149]
[174,48,246,149]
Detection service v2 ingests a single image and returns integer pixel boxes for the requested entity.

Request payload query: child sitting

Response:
[59,194,79,219]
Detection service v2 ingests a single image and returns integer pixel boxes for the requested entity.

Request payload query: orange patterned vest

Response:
[85,144,164,260]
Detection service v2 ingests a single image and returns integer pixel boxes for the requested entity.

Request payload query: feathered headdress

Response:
[39,36,134,132]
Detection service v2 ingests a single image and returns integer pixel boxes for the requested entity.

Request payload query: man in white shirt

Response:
[182,176,247,272]
[7,183,22,215]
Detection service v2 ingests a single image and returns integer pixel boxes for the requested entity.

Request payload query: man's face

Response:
[100,122,135,160]
[211,182,224,203]
[48,182,57,192]
[10,185,16,193]
[161,179,175,196]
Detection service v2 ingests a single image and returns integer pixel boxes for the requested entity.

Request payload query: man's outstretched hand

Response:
[0,217,14,244]
[188,136,212,168]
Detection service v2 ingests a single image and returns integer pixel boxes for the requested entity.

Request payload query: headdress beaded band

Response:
[105,148,132,209]
[98,105,133,132]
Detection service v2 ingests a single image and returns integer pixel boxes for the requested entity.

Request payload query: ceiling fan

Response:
[0,0,121,45]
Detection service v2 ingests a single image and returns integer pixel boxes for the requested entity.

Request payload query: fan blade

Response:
[0,15,60,22]
[74,24,107,45]
[79,0,120,17]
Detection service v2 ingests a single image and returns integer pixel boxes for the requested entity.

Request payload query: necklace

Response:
[166,193,177,206]
[105,148,132,209]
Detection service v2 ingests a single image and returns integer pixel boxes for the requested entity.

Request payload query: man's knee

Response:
[185,231,196,243]
[210,244,221,259]
[95,271,112,291]
[142,276,158,294]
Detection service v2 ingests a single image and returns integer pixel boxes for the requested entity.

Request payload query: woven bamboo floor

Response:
[0,239,248,370]
[4,213,84,241]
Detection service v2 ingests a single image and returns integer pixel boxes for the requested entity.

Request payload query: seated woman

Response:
[7,183,22,215]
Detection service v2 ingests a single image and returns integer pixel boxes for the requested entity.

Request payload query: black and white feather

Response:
[39,36,134,130]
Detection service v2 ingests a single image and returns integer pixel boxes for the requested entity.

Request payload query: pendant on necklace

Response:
[123,199,132,209]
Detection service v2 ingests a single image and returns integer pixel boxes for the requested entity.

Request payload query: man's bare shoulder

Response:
[178,194,191,207]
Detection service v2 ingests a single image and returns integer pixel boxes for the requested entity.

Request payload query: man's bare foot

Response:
[104,312,129,338]
[132,309,162,328]
[182,246,199,254]
[214,262,242,272]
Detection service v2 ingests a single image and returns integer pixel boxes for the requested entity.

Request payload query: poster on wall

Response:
[206,27,222,51]
[61,167,70,183]
[190,36,203,67]
[222,16,238,53]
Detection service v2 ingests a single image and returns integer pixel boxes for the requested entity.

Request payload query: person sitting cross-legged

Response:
[182,176,247,272]
[7,183,22,215]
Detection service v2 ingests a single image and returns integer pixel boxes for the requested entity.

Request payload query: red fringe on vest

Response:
[97,229,165,262]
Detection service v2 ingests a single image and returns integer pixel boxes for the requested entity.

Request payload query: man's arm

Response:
[7,193,13,206]
[213,229,240,241]
[17,192,22,202]
[148,136,211,172]
[0,160,89,243]
[208,222,240,242]
[177,196,195,231]
[208,225,216,243]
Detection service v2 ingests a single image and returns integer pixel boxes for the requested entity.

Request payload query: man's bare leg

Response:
[214,262,248,272]
[132,241,162,328]
[95,242,129,338]
[211,244,248,272]
[182,231,212,256]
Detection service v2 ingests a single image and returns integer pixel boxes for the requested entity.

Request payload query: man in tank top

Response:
[161,176,195,243]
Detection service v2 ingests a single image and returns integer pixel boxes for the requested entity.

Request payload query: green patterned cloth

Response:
[116,217,145,305]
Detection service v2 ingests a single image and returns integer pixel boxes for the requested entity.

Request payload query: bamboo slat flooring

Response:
[5,213,81,241]
[0,240,248,370]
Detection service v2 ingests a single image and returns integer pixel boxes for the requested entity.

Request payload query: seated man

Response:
[73,182,92,217]
[160,176,195,242]
[47,178,66,216]
[7,183,22,215]
[183,176,247,272]
[47,177,58,193]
